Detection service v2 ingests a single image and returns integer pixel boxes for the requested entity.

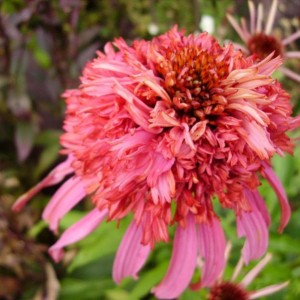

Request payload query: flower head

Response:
[205,243,288,300]
[227,0,300,82]
[13,26,300,298]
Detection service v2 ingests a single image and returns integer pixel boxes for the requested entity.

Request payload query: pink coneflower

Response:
[13,26,300,298]
[204,243,289,300]
[227,0,300,83]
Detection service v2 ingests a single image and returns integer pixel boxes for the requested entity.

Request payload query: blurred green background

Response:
[1,0,300,299]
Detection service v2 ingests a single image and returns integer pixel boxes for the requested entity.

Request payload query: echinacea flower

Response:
[227,0,300,83]
[203,243,289,300]
[13,26,300,299]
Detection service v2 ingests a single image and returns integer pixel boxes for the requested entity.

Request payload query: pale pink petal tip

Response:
[237,208,268,264]
[198,217,226,287]
[112,221,151,284]
[262,163,291,232]
[250,281,289,299]
[152,214,197,299]
[12,156,73,212]
[241,253,272,287]
[49,208,108,262]
[42,176,86,233]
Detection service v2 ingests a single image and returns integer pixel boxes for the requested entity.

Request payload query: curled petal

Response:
[237,208,268,264]
[241,120,275,160]
[112,79,157,133]
[49,208,108,262]
[198,217,226,287]
[113,221,151,284]
[42,176,86,233]
[190,121,208,141]
[12,156,73,212]
[262,163,291,232]
[150,170,175,204]
[152,214,197,299]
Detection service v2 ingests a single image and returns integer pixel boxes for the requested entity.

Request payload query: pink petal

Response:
[42,176,86,233]
[241,120,275,160]
[237,207,268,264]
[198,217,226,287]
[244,189,271,226]
[262,163,291,232]
[250,281,289,299]
[152,214,197,299]
[113,221,151,283]
[49,208,108,262]
[226,13,249,43]
[241,253,272,287]
[12,156,73,212]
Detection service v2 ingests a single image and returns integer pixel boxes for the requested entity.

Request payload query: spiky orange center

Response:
[208,282,250,300]
[247,32,283,60]
[156,45,229,120]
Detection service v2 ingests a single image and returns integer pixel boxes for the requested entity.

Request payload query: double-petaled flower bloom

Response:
[227,0,300,83]
[14,26,300,298]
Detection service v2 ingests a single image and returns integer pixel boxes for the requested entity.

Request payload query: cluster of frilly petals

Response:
[227,0,300,83]
[13,26,300,299]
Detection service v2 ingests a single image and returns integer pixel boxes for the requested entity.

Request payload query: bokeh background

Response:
[1,0,300,299]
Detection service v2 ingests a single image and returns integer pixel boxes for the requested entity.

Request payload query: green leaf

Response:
[27,220,48,238]
[59,278,113,300]
[61,214,130,272]
[27,36,51,69]
[33,130,61,179]
[69,254,114,280]
[269,234,300,255]
[129,261,168,299]
[105,289,131,300]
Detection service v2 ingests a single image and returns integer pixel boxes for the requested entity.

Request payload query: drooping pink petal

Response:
[42,176,86,233]
[198,217,226,287]
[152,214,197,299]
[49,208,108,262]
[113,221,151,283]
[244,189,271,226]
[12,156,73,212]
[262,163,291,232]
[236,207,268,264]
